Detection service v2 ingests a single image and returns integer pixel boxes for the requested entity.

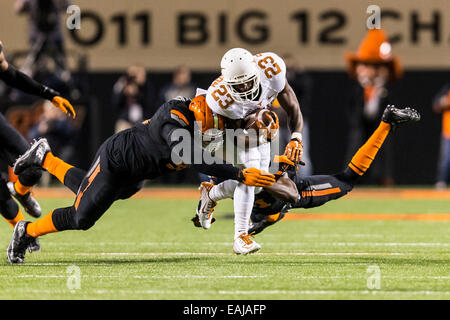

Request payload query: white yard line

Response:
[0,274,267,279]
[42,241,450,247]
[73,252,410,257]
[0,275,262,279]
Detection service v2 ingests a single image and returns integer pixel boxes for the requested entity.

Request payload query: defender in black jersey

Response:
[0,40,75,236]
[7,96,275,264]
[248,106,420,234]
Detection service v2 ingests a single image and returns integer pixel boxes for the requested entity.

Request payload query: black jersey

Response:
[100,97,240,182]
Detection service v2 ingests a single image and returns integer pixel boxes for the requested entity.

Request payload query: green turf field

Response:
[0,194,449,300]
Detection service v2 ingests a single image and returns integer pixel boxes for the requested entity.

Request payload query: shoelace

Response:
[240,233,255,245]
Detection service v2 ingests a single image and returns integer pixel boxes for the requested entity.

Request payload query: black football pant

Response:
[50,143,144,231]
[0,113,42,220]
[291,167,359,209]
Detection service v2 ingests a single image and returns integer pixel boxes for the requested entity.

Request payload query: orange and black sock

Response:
[42,152,74,185]
[348,121,391,176]
[14,180,32,196]
[5,209,25,228]
[26,210,58,238]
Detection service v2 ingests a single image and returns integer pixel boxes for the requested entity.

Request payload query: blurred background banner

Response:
[0,0,449,71]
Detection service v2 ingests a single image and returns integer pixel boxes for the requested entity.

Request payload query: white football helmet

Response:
[221,48,260,103]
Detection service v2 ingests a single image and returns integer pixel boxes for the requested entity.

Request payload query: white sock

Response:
[233,183,255,239]
[209,180,238,202]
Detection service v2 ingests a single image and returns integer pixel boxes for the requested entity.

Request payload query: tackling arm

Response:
[264,173,299,204]
[161,121,276,187]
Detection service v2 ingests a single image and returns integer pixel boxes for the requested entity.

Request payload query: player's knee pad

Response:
[18,166,42,186]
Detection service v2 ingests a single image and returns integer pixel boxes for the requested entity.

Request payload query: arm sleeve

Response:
[161,121,241,180]
[0,64,60,101]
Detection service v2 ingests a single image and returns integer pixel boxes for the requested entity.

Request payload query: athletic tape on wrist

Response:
[291,132,303,142]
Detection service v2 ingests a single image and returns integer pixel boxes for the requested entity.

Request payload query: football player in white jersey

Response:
[196,48,305,254]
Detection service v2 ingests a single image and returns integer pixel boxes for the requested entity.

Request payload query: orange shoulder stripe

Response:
[171,109,190,126]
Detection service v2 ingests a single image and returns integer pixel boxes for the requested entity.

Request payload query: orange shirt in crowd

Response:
[443,91,450,139]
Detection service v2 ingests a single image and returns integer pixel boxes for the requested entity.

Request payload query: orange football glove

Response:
[237,168,276,187]
[284,138,304,165]
[52,96,76,118]
[273,155,296,175]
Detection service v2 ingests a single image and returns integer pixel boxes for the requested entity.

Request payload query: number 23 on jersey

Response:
[211,84,234,109]
[256,54,281,79]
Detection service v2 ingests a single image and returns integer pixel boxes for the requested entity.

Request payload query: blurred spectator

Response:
[433,83,450,189]
[344,29,402,186]
[112,65,154,133]
[160,65,195,104]
[15,0,70,80]
[271,53,313,176]
[29,100,77,161]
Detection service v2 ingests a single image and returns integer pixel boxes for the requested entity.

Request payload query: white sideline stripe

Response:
[1,275,448,280]
[74,252,407,256]
[43,241,450,247]
[0,275,266,279]
[44,242,234,246]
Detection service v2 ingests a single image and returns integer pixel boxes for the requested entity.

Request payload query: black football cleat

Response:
[248,209,288,235]
[381,105,421,130]
[7,220,36,264]
[13,138,51,175]
[7,182,42,218]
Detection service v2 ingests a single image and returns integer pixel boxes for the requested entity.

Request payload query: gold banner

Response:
[0,0,449,70]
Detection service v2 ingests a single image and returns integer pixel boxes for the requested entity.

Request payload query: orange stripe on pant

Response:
[301,187,341,198]
[74,164,100,210]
